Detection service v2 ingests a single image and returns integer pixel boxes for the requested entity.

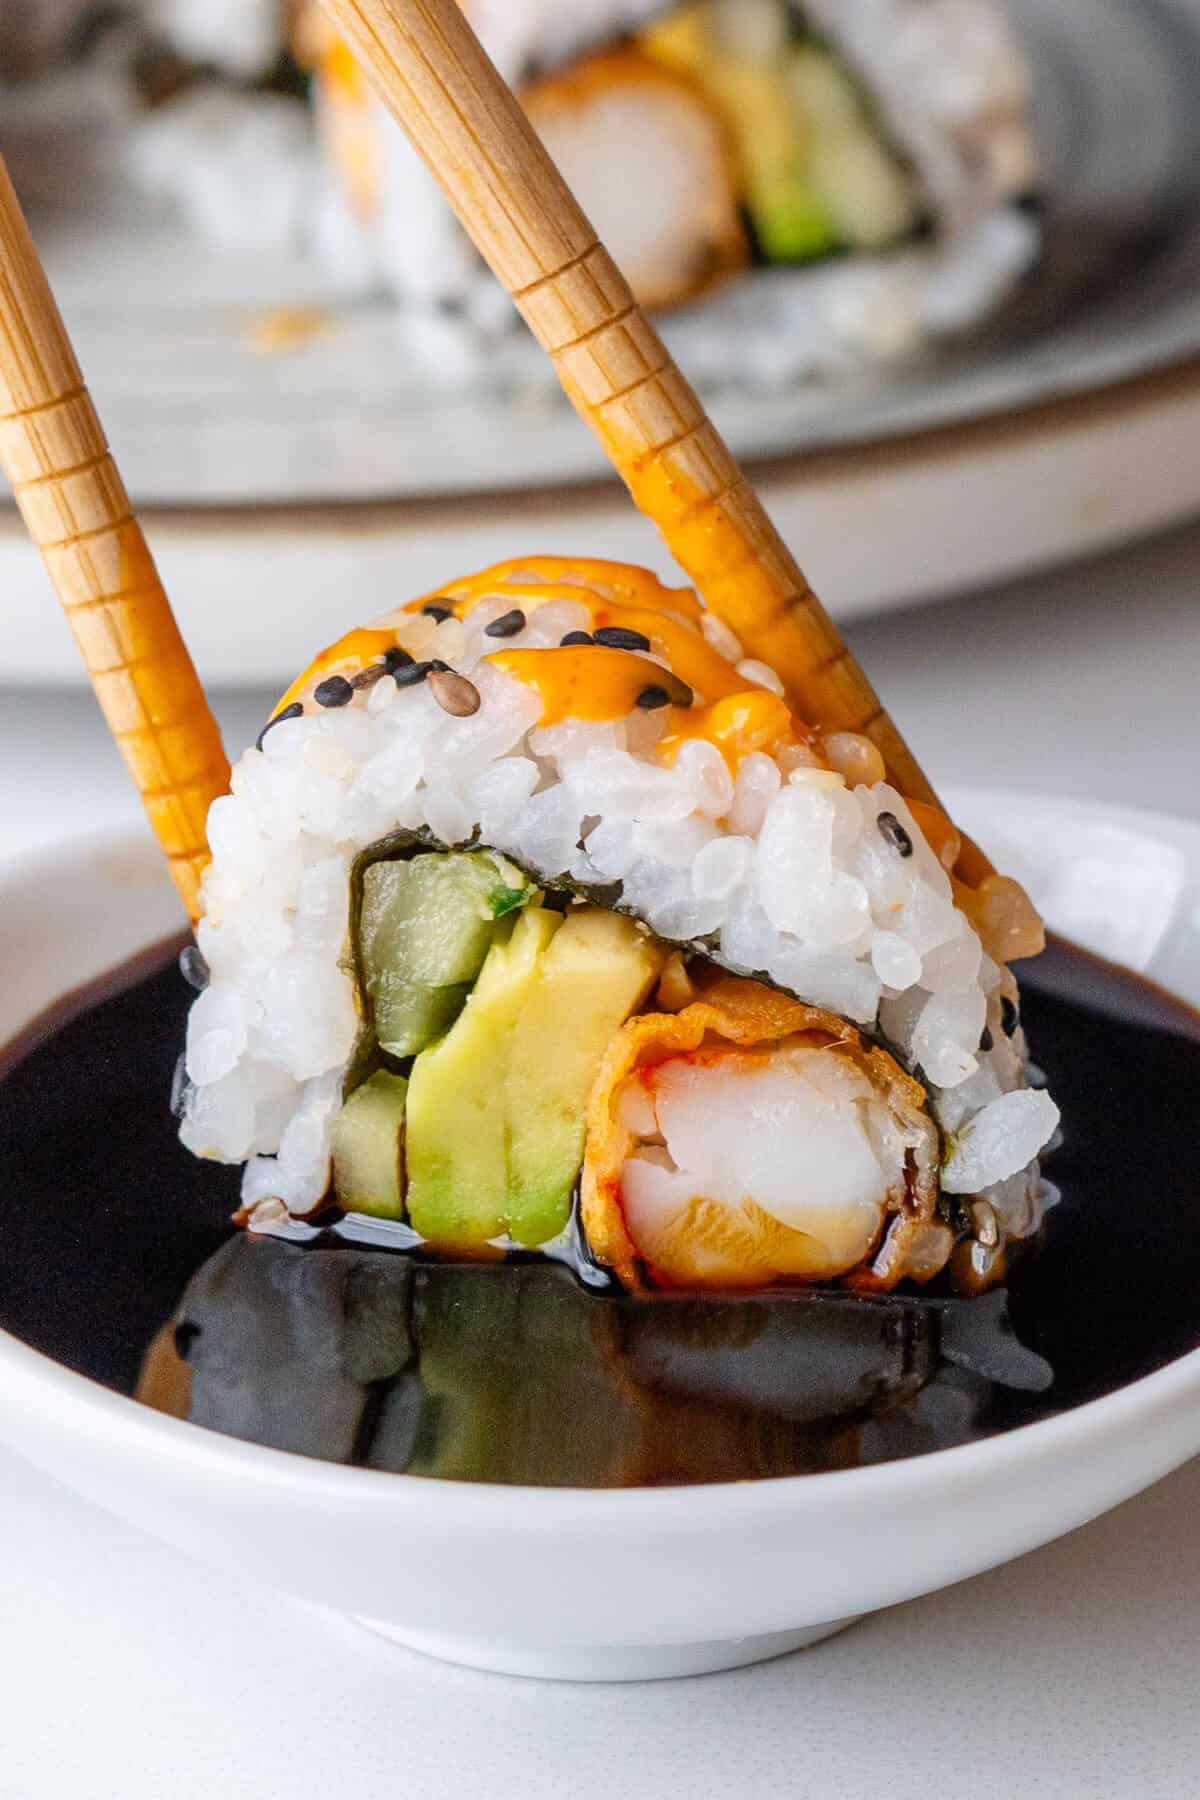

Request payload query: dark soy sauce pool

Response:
[1,937,1198,1486]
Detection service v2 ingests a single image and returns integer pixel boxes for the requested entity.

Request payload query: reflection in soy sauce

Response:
[1,934,1199,1487]
[140,1239,1049,1487]
[995,937,1200,1421]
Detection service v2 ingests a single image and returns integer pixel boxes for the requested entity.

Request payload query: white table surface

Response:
[3,518,1200,1798]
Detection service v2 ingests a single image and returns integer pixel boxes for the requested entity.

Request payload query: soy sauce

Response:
[0,937,1197,1487]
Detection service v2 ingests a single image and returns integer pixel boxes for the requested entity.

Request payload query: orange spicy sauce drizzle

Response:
[274,626,398,715]
[272,560,988,912]
[657,691,800,771]
[408,557,705,624]
[415,558,820,769]
[484,647,691,724]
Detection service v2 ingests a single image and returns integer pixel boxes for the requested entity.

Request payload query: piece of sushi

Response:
[179,556,1058,1296]
[300,0,1040,354]
[22,0,1038,378]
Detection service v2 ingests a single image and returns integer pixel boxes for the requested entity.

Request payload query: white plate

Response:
[0,789,1197,1681]
[9,0,1200,680]
[4,0,1200,506]
[8,359,1200,688]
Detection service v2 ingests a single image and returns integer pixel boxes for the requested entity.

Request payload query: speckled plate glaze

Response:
[5,0,1200,504]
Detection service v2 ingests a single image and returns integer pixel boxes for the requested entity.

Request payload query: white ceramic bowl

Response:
[1,790,1198,1682]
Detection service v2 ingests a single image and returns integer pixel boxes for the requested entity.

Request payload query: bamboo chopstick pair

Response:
[0,0,937,924]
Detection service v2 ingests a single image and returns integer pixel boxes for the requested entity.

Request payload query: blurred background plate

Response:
[8,0,1200,503]
[8,361,1200,689]
[7,0,1200,681]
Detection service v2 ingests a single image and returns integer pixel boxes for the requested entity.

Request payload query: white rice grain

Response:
[186,656,1055,1221]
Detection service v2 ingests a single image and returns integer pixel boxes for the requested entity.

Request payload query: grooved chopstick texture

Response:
[318,0,937,805]
[0,155,228,920]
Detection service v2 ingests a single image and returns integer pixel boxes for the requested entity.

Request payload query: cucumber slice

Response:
[358,851,537,1057]
[373,974,472,1060]
[787,45,864,136]
[710,0,787,60]
[360,853,531,989]
[753,188,840,263]
[809,131,918,250]
[788,48,918,250]
[332,1070,408,1220]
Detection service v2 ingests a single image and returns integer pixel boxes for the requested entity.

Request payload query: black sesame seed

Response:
[636,684,672,711]
[428,659,451,673]
[256,700,303,751]
[173,1319,201,1360]
[484,608,526,639]
[350,663,387,692]
[422,603,454,622]
[1001,995,1019,1036]
[594,625,651,653]
[980,1026,994,1053]
[392,659,432,688]
[560,630,594,647]
[179,944,209,991]
[383,646,415,675]
[314,674,353,709]
[877,811,914,858]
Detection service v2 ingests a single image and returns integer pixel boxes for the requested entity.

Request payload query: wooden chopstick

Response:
[0,154,229,922]
[318,0,938,806]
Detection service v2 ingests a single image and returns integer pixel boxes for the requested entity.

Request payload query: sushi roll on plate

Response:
[299,0,1041,371]
[179,557,1059,1296]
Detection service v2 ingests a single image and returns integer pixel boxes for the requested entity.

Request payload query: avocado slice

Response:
[386,1266,638,1485]
[405,905,562,1248]
[642,9,914,264]
[331,1069,408,1220]
[358,851,536,1057]
[715,59,844,262]
[643,12,840,263]
[505,909,666,1247]
[788,49,917,251]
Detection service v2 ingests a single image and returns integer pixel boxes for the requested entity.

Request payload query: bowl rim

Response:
[2,804,1199,1529]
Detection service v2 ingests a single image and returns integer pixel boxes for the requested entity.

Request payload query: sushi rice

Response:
[182,560,1058,1290]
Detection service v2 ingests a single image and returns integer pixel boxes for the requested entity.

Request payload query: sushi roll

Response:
[179,556,1059,1295]
[300,0,1040,352]
[15,0,1039,375]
